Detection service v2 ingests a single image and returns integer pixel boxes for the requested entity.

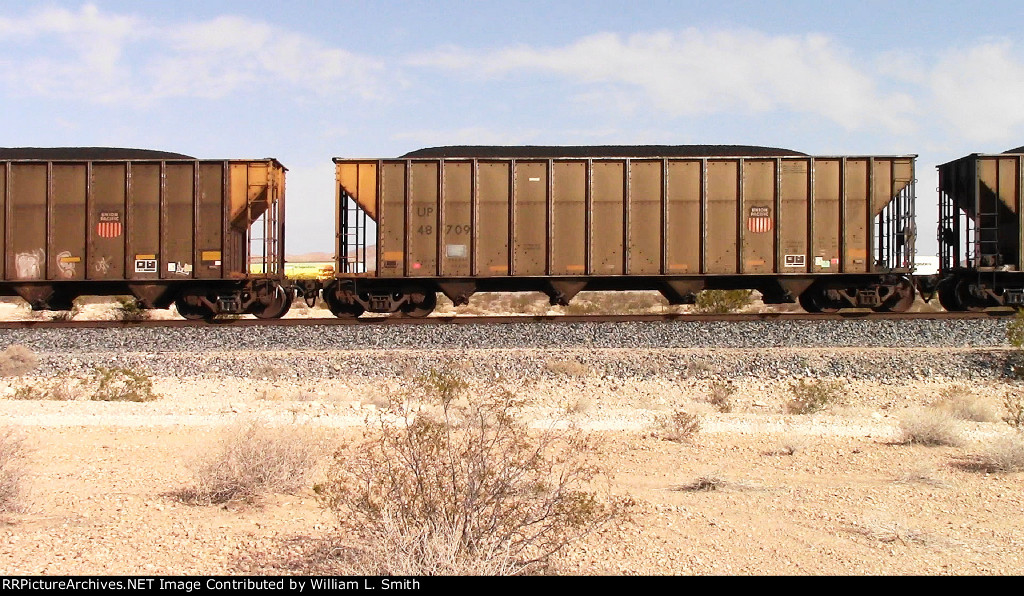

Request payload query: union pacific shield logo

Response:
[97,212,123,238]
[747,206,772,233]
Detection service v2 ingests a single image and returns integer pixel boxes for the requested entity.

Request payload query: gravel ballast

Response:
[0,318,1010,354]
[0,319,1016,381]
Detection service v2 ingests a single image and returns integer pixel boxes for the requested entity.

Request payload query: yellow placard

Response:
[201,251,222,262]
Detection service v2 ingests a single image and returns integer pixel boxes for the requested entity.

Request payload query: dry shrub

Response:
[258,389,317,402]
[500,292,549,314]
[0,428,28,512]
[773,434,809,456]
[932,385,999,422]
[315,374,625,576]
[706,381,736,413]
[360,394,392,410]
[565,396,595,416]
[50,309,78,322]
[177,421,324,505]
[544,359,591,378]
[895,464,948,487]
[562,300,601,315]
[1003,391,1024,430]
[0,345,39,377]
[656,408,701,443]
[7,369,154,402]
[855,518,928,545]
[252,363,287,380]
[676,474,727,492]
[785,378,843,415]
[976,433,1024,472]
[561,292,667,315]
[899,407,962,447]
[11,378,80,401]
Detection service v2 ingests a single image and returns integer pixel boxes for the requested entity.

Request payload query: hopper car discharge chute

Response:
[325,146,917,318]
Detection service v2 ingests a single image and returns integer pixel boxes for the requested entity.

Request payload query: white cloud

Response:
[0,4,385,105]
[0,4,144,102]
[930,41,1024,144]
[412,29,918,134]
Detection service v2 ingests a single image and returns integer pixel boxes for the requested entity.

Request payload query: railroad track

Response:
[0,309,1012,329]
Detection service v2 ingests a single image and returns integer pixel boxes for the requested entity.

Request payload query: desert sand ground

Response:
[1,363,1022,575]
[0,296,1021,575]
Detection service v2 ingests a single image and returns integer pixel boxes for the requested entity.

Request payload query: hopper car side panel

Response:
[935,152,1024,310]
[0,158,289,318]
[330,154,917,316]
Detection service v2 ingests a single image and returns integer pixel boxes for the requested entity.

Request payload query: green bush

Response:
[1008,311,1024,348]
[411,367,470,407]
[114,297,148,321]
[785,378,843,414]
[90,367,158,402]
[8,368,155,402]
[694,290,752,314]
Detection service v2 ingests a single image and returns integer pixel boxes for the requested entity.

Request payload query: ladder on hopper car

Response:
[340,191,368,274]
[962,174,1014,304]
[976,200,1001,269]
[959,185,1000,272]
[938,184,959,273]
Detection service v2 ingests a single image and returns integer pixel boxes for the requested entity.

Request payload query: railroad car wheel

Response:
[937,280,964,312]
[799,286,842,313]
[324,292,365,318]
[251,289,293,319]
[955,280,991,312]
[798,291,822,313]
[174,297,212,321]
[874,278,916,313]
[400,290,437,318]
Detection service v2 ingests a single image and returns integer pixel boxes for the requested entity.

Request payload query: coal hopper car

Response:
[935,148,1024,311]
[0,148,290,319]
[324,145,917,317]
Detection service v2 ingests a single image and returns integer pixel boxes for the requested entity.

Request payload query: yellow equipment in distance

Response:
[251,262,334,281]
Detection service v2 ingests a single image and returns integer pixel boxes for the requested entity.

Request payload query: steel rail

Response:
[0,309,1012,330]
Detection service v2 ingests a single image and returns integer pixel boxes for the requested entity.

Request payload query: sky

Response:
[3,0,1024,256]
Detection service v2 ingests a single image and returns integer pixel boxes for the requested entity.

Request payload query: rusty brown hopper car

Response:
[935,148,1024,311]
[327,146,917,317]
[0,148,290,319]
